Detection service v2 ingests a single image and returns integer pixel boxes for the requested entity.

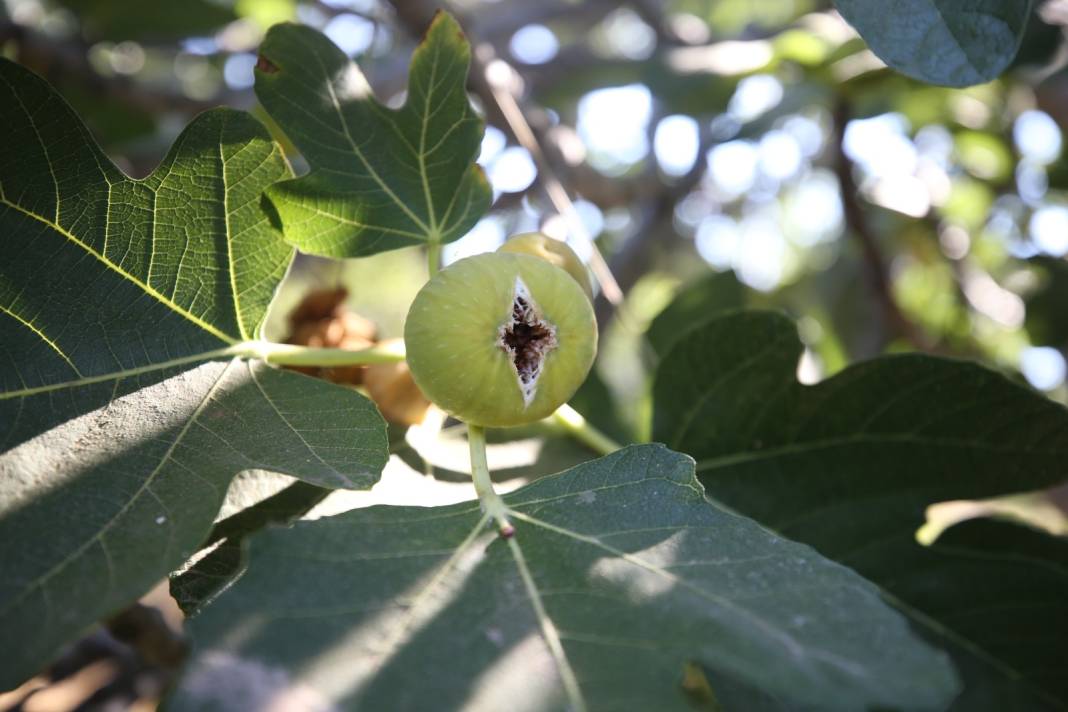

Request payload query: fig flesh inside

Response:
[498,277,557,406]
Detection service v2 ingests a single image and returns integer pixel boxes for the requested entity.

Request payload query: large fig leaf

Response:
[254,11,491,258]
[653,310,1068,709]
[0,60,388,687]
[835,0,1034,87]
[169,445,959,712]
[646,270,747,358]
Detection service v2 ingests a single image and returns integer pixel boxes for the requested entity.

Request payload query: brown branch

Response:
[593,124,714,328]
[388,0,715,329]
[832,99,927,352]
[388,0,629,301]
[382,1,661,215]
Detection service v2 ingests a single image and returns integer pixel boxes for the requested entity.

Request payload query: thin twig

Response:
[832,98,926,351]
[552,404,622,455]
[386,0,625,306]
[593,122,714,327]
[478,56,624,306]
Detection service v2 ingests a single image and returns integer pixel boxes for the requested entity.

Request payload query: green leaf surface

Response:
[1025,256,1068,349]
[647,270,747,358]
[925,517,1068,708]
[55,0,235,40]
[171,480,331,616]
[653,310,1068,708]
[0,58,290,368]
[0,60,389,686]
[169,445,959,712]
[834,0,1034,87]
[254,11,491,258]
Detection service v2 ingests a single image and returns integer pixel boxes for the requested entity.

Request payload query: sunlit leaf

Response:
[653,310,1068,708]
[646,271,746,358]
[0,60,389,687]
[169,445,959,712]
[253,11,491,258]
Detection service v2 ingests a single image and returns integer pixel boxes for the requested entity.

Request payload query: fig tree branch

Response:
[832,98,927,352]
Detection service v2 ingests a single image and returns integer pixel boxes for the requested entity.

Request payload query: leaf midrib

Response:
[505,532,588,712]
[0,358,237,618]
[0,197,238,346]
[417,34,440,240]
[307,43,432,237]
[219,126,249,342]
[924,0,983,74]
[0,303,82,377]
[481,483,859,711]
[507,509,811,665]
[693,433,1064,473]
[0,346,239,400]
[508,501,1065,707]
[922,0,1031,76]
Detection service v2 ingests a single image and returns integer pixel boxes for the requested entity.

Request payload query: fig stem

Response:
[551,404,621,456]
[467,424,514,537]
[427,240,441,277]
[249,340,407,367]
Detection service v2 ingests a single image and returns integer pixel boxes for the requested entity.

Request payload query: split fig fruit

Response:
[404,252,597,427]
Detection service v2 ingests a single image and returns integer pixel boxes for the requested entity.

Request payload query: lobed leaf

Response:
[169,445,959,712]
[254,11,491,258]
[0,59,389,686]
[834,0,1034,87]
[646,270,747,358]
[653,310,1068,708]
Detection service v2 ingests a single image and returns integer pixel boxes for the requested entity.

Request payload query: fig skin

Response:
[405,252,597,427]
[498,232,592,299]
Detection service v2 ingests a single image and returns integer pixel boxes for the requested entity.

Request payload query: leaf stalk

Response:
[551,404,621,456]
[467,423,514,537]
[247,340,407,367]
[427,240,442,277]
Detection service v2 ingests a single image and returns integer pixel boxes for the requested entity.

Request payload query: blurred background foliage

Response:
[2,0,1067,469]
[3,0,1068,706]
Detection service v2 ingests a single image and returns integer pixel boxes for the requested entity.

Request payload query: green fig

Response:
[404,252,597,427]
